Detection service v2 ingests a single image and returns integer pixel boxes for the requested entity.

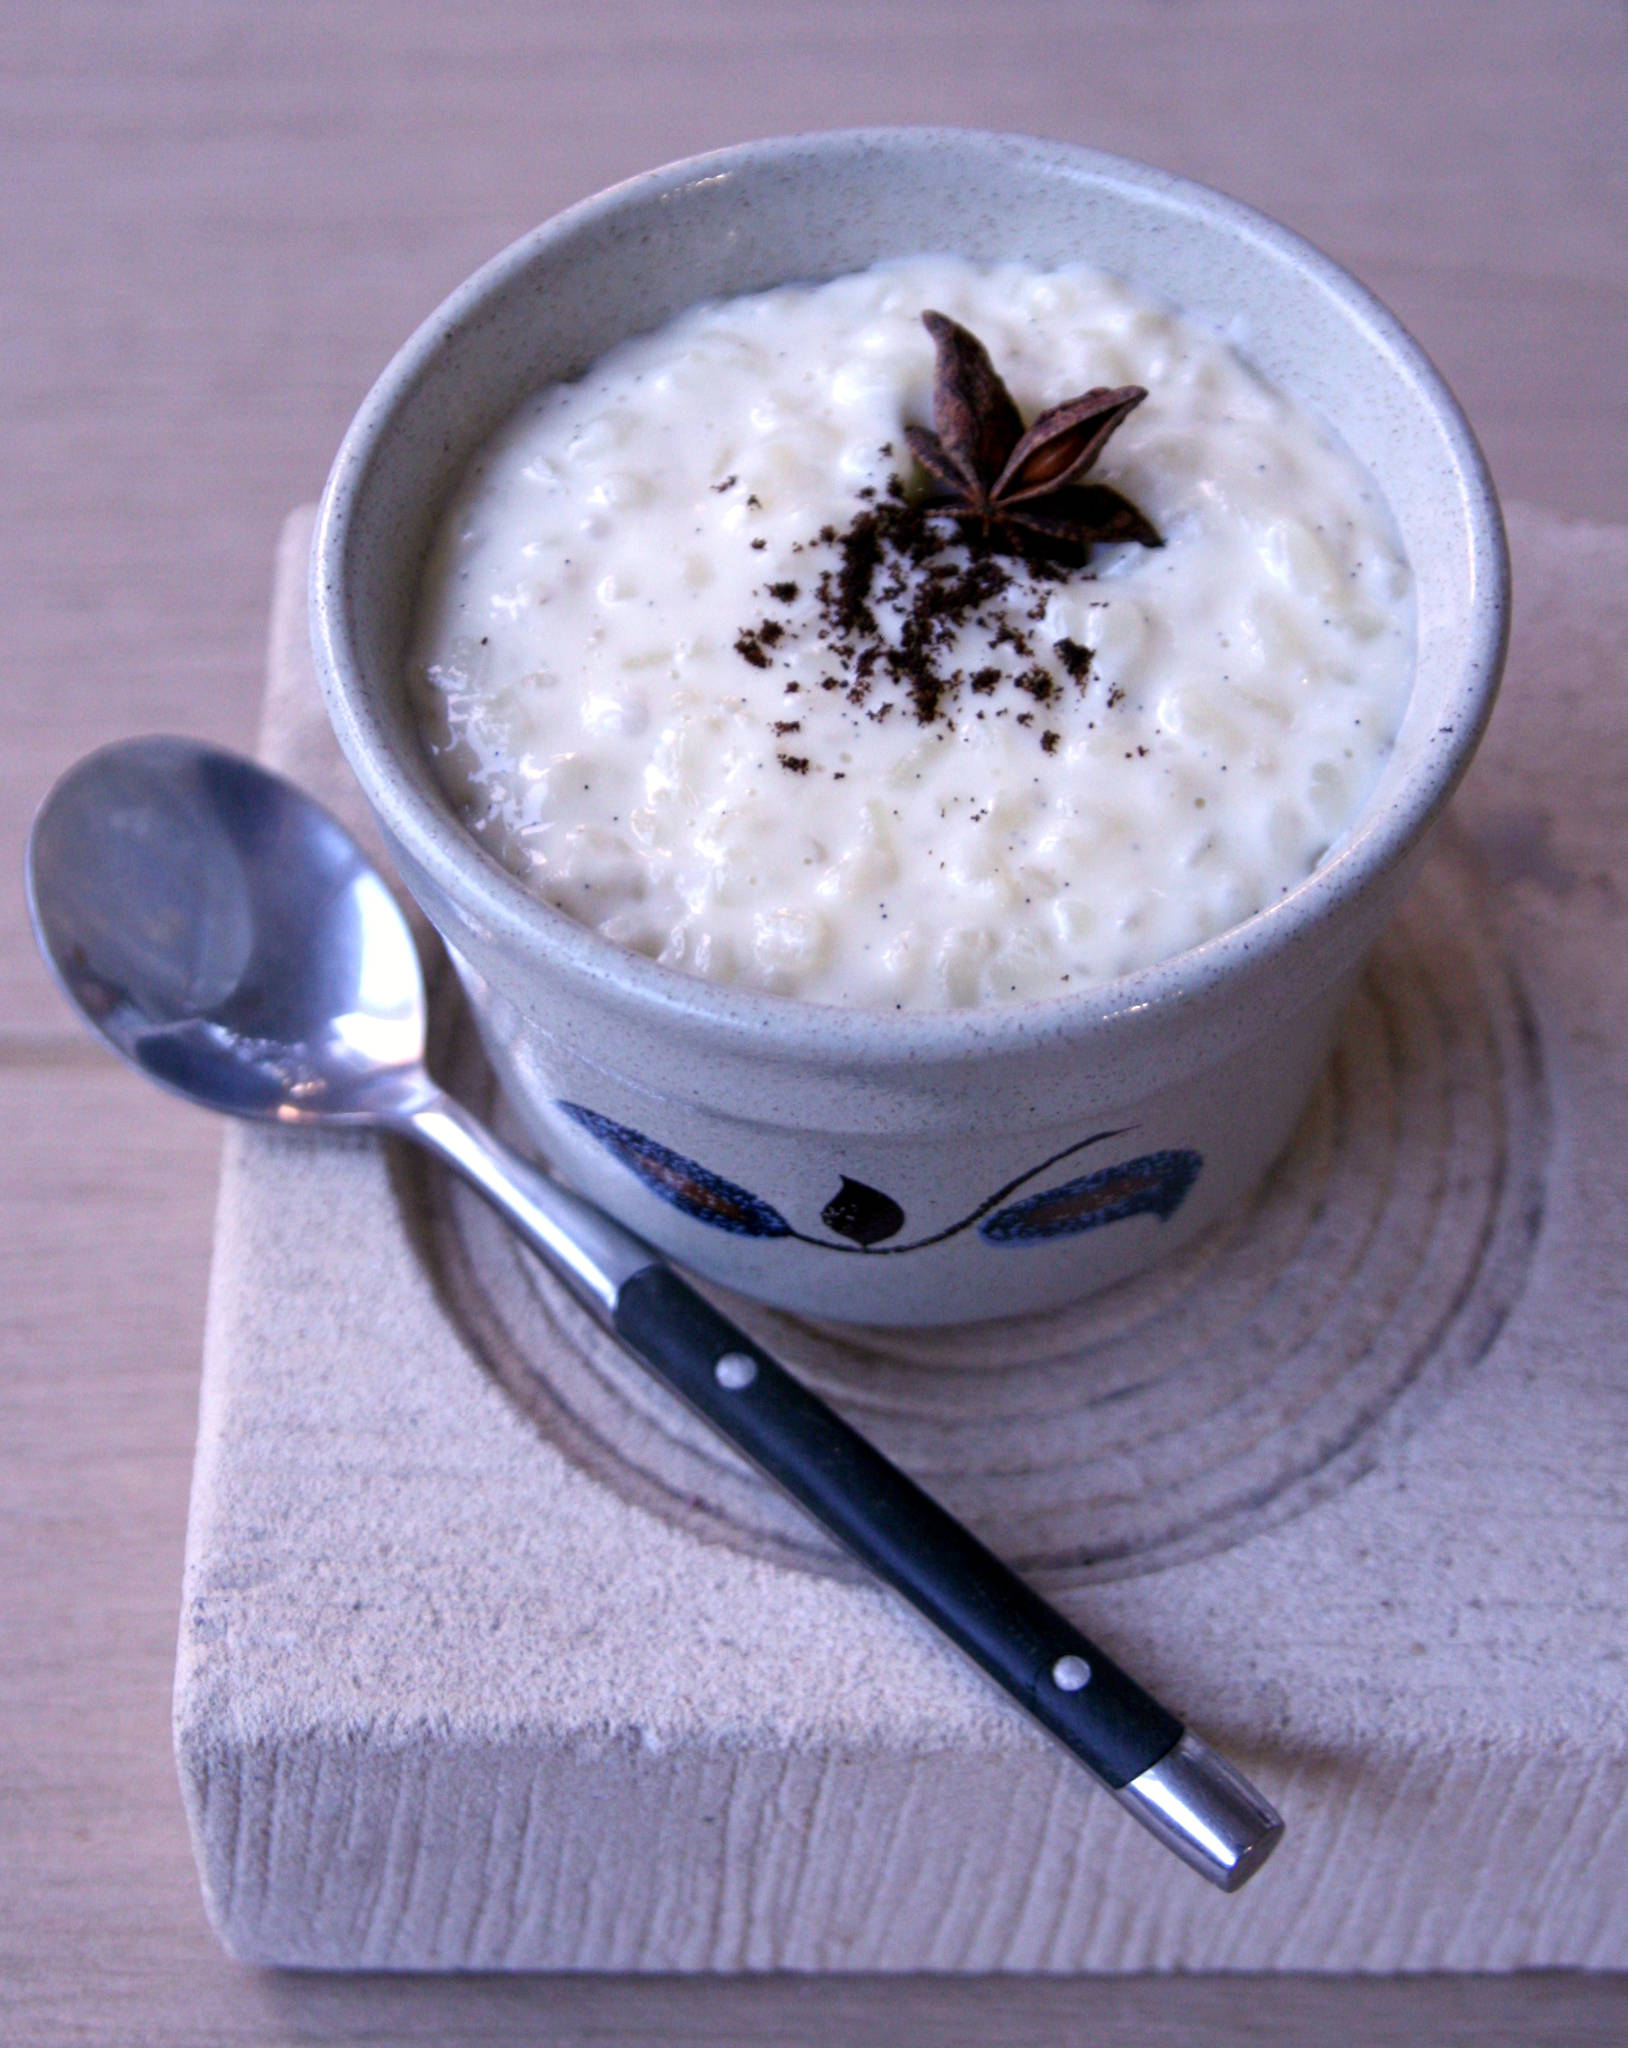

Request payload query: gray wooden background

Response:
[4,3,1626,2041]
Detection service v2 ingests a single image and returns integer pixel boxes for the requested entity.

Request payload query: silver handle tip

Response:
[1114,1731,1285,1892]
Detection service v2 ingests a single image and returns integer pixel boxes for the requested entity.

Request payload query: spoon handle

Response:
[401,1093,655,1314]
[398,1091,1282,1891]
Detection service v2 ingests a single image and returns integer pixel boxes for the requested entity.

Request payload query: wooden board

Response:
[4,1,1627,2038]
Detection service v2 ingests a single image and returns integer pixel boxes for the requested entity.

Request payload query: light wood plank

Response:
[3,1,1627,2038]
[2,0,1625,1028]
[0,1058,225,2026]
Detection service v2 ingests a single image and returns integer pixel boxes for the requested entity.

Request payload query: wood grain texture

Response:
[170,502,1628,1978]
[3,0,1626,2039]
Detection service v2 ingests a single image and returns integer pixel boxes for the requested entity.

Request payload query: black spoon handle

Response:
[614,1264,1179,1789]
[404,1095,1282,1890]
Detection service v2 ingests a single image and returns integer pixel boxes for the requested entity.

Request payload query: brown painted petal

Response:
[922,310,1024,490]
[903,423,980,502]
[1007,483,1164,552]
[993,386,1149,504]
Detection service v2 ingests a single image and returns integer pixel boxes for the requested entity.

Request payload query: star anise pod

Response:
[904,310,1162,563]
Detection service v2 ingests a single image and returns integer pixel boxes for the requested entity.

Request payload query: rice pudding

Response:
[409,256,1413,1009]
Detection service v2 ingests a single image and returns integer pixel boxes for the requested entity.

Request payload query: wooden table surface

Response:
[4,4,1626,2041]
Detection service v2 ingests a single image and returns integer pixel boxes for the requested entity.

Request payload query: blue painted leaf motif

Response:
[556,1102,792,1238]
[978,1149,1202,1245]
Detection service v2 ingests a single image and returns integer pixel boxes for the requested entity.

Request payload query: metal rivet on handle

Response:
[1051,1654,1092,1692]
[714,1352,758,1390]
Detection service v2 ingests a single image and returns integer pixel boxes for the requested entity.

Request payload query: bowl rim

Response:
[311,123,1509,1068]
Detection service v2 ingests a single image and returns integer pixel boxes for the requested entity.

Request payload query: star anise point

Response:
[911,311,1162,562]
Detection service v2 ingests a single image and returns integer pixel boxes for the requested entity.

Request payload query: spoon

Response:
[27,734,1282,1890]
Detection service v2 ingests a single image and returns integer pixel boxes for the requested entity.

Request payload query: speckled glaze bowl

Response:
[311,128,1507,1327]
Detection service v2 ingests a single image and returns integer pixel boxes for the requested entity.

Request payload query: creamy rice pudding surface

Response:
[409,257,1413,1009]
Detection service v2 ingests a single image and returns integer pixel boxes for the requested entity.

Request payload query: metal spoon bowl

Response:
[26,734,1282,1891]
[30,737,430,1121]
[27,734,646,1302]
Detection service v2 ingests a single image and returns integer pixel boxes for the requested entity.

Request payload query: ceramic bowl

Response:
[311,128,1507,1326]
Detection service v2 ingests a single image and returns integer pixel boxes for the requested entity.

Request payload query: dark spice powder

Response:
[734,466,1111,773]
